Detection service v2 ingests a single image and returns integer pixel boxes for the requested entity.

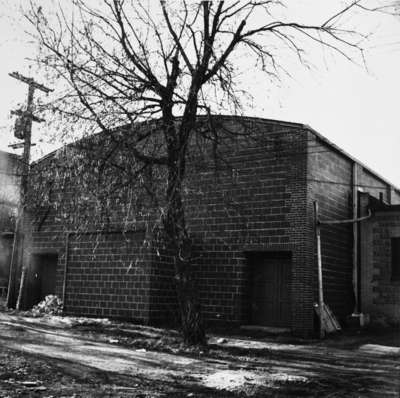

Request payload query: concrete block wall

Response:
[24,206,152,321]
[184,119,311,334]
[23,117,399,335]
[26,118,315,333]
[307,133,354,322]
[64,231,150,320]
[307,132,399,324]
[361,211,400,324]
[24,151,155,321]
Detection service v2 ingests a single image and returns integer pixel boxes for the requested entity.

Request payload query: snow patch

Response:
[202,370,265,390]
[202,369,308,391]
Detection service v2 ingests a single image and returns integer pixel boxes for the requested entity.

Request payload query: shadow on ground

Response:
[0,312,399,397]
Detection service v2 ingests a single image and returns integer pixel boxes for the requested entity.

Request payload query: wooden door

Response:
[28,253,58,307]
[39,254,57,299]
[250,252,291,327]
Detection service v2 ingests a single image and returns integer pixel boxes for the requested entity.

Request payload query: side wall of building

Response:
[306,133,396,324]
[307,133,353,322]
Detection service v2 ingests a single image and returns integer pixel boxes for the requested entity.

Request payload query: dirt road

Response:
[0,312,399,397]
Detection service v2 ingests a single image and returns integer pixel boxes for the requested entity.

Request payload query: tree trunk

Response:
[175,254,206,345]
[163,163,206,345]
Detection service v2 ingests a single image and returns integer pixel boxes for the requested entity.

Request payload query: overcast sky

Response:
[1,1,400,186]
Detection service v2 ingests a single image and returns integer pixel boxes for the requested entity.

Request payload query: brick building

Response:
[360,194,400,324]
[0,150,20,299]
[18,116,400,335]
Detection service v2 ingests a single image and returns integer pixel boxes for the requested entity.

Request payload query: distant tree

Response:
[25,0,387,344]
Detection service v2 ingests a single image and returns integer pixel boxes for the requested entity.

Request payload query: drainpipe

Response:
[352,162,359,314]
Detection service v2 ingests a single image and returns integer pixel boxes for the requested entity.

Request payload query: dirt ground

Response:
[0,312,399,397]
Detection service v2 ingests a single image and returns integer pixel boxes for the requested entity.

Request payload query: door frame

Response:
[245,250,292,327]
[27,251,59,307]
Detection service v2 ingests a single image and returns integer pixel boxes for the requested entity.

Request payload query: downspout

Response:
[352,162,359,314]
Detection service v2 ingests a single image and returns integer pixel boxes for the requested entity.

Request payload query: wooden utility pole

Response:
[6,72,52,310]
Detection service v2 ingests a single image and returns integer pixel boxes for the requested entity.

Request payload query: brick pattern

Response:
[307,135,354,322]
[307,134,398,324]
[363,212,400,323]
[64,231,149,320]
[24,117,399,335]
[184,122,310,333]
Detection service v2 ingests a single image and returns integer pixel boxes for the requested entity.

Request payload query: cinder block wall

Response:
[361,211,400,324]
[184,118,311,334]
[24,117,398,334]
[24,147,156,321]
[307,133,396,324]
[26,117,315,333]
[307,134,354,322]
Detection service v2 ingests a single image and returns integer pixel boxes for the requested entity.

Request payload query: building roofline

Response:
[0,149,21,160]
[30,114,399,192]
[303,124,400,193]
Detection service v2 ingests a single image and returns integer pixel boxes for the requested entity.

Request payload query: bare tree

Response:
[25,0,385,344]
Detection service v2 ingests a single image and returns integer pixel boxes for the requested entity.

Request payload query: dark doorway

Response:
[0,235,13,298]
[28,253,58,308]
[248,251,291,327]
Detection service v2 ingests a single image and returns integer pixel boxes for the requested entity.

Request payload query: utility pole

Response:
[6,72,52,310]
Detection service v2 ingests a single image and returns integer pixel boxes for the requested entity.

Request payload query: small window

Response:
[391,238,400,281]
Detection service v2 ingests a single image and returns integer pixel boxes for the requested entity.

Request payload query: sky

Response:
[0,1,400,186]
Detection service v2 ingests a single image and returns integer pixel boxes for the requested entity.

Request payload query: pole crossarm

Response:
[11,109,45,123]
[9,72,53,93]
[318,209,372,225]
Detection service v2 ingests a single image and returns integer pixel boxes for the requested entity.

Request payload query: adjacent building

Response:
[0,150,20,300]
[360,194,400,324]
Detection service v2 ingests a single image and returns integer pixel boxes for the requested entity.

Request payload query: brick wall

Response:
[25,117,315,333]
[64,230,150,320]
[23,117,399,334]
[361,211,400,324]
[307,133,398,324]
[184,118,311,334]
[307,134,354,322]
[23,141,157,320]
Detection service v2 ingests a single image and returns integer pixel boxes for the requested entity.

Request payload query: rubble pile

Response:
[31,295,63,317]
